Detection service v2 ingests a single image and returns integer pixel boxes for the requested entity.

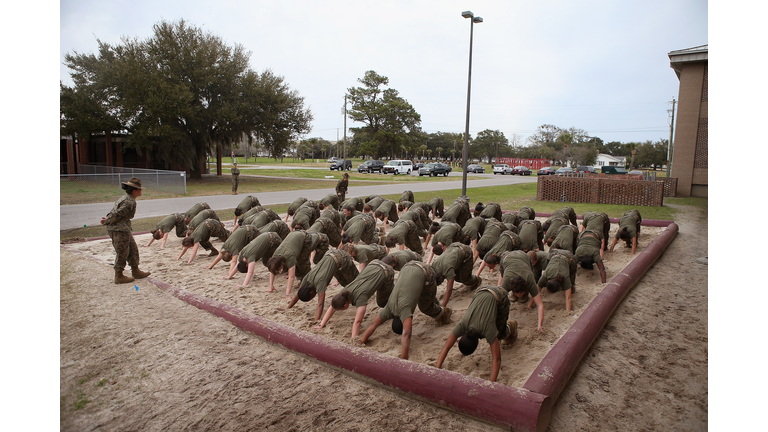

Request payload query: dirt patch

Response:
[60,206,707,431]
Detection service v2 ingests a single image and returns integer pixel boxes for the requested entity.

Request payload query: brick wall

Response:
[536,176,665,206]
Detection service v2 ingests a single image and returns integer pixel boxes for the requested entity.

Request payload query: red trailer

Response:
[496,158,550,170]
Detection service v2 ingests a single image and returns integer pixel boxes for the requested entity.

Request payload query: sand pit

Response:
[63,215,663,390]
[60,203,708,431]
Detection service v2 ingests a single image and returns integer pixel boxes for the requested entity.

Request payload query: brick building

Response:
[668,45,708,197]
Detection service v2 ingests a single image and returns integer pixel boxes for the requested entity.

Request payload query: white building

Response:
[594,153,626,169]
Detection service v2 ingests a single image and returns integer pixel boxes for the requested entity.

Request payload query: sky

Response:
[57,0,708,146]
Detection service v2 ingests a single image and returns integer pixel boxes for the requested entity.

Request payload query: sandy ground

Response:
[60,204,707,431]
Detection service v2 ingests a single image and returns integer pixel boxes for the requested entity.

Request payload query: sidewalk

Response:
[60,176,536,230]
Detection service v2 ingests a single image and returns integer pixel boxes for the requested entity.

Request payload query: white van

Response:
[382,160,413,175]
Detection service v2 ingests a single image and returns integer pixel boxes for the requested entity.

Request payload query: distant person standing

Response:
[231,162,240,195]
[336,173,349,202]
[100,177,151,284]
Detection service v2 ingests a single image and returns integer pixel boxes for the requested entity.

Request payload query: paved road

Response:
[60,174,537,230]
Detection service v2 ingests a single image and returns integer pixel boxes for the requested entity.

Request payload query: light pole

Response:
[461,10,482,199]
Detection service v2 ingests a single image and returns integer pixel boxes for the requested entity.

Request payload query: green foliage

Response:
[471,129,509,163]
[61,19,312,178]
[347,71,422,159]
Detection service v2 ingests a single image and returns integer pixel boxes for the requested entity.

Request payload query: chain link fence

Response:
[60,165,187,194]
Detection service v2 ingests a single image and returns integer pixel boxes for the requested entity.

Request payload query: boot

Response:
[208,246,219,257]
[131,267,151,279]
[115,270,135,284]
[437,306,452,325]
[501,320,518,346]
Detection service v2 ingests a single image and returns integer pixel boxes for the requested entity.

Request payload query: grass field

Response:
[59,178,705,242]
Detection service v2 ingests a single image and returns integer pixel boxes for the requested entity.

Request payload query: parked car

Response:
[419,162,451,177]
[601,166,628,175]
[537,166,557,176]
[327,157,339,163]
[493,164,512,175]
[413,162,425,169]
[382,159,413,175]
[556,167,576,176]
[357,160,385,173]
[467,164,485,173]
[511,166,532,175]
[577,166,598,174]
[329,159,352,170]
[629,170,643,176]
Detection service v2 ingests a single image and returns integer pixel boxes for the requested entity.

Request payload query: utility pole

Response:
[666,97,676,177]
[343,95,348,160]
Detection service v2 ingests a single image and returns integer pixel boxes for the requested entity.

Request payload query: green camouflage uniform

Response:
[519,220,544,251]
[105,193,139,272]
[502,212,520,228]
[188,209,219,232]
[615,209,642,241]
[235,195,260,215]
[291,205,318,231]
[400,206,430,237]
[479,202,502,220]
[427,196,445,218]
[258,219,290,240]
[476,219,507,253]
[574,229,603,266]
[344,259,396,308]
[191,219,230,251]
[543,215,570,245]
[377,261,445,322]
[243,209,279,229]
[557,206,577,225]
[432,243,480,290]
[321,207,344,230]
[287,197,308,216]
[442,201,471,227]
[341,196,363,212]
[353,244,388,265]
[299,200,321,220]
[431,222,462,247]
[231,166,240,192]
[385,249,422,271]
[240,232,283,267]
[498,250,539,297]
[517,206,536,221]
[307,217,342,248]
[386,220,424,254]
[366,196,384,212]
[302,249,359,295]
[451,285,511,343]
[240,205,266,221]
[538,249,578,291]
[399,190,414,203]
[461,217,486,242]
[343,213,377,244]
[335,177,349,202]
[551,224,579,254]
[484,230,522,261]
[184,202,210,221]
[222,225,261,256]
[582,211,611,246]
[154,213,187,238]
[375,199,399,225]
[320,193,341,211]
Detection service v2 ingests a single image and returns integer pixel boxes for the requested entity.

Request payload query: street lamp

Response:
[461,10,482,199]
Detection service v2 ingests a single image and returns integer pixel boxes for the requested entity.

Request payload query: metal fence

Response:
[60,165,187,194]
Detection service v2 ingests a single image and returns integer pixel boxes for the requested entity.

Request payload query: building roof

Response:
[669,44,708,79]
[596,153,626,163]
